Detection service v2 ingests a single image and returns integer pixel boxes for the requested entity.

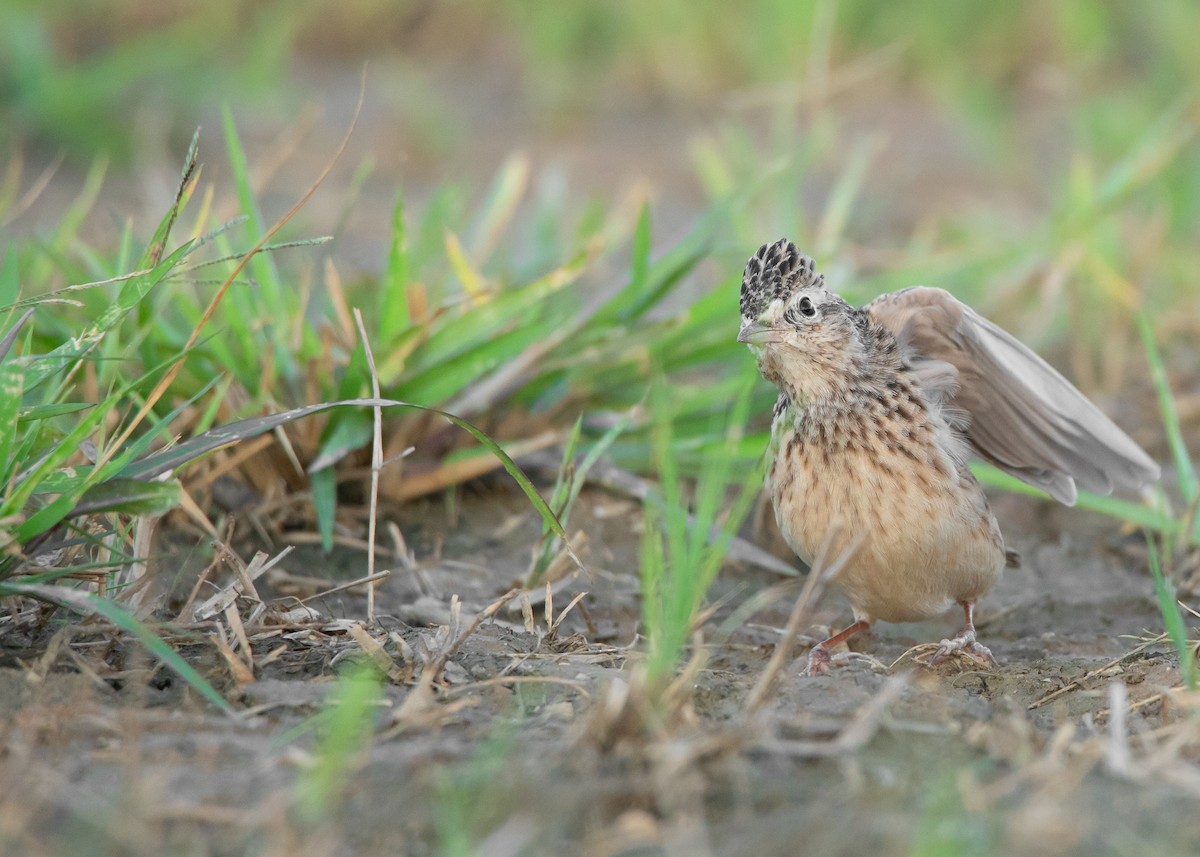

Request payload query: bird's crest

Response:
[740,239,825,320]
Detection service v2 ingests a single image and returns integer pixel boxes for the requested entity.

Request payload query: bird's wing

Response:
[865,286,1159,506]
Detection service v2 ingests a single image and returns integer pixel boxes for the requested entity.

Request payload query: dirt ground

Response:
[3,478,1198,857]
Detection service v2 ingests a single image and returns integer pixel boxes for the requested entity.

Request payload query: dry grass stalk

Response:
[176,488,223,539]
[212,620,255,685]
[296,570,392,605]
[386,520,416,569]
[171,530,229,623]
[274,531,381,554]
[1104,679,1132,775]
[347,622,410,684]
[1028,634,1167,709]
[223,601,254,663]
[442,674,590,701]
[744,528,861,715]
[352,308,385,624]
[119,513,159,614]
[24,625,76,685]
[391,589,521,726]
[519,590,535,633]
[0,150,62,228]
[545,589,589,641]
[192,546,293,622]
[323,257,356,344]
[537,530,588,587]
[580,632,710,754]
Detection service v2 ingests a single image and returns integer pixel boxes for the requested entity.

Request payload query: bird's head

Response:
[738,240,863,387]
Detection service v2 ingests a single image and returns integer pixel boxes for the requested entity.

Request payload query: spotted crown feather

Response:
[739,238,825,320]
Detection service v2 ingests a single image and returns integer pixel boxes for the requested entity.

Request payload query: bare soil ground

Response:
[3,481,1197,857]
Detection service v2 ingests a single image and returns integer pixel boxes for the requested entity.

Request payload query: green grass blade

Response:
[0,243,19,307]
[8,364,217,542]
[1095,97,1193,215]
[434,406,577,566]
[398,322,557,405]
[628,203,652,313]
[309,411,374,472]
[1135,310,1196,511]
[140,128,198,267]
[0,362,23,487]
[589,196,725,328]
[380,192,410,340]
[3,386,124,522]
[0,307,34,360]
[549,414,584,522]
[1145,536,1196,690]
[221,104,283,302]
[528,415,587,584]
[470,153,529,258]
[17,402,93,423]
[22,240,196,391]
[640,492,667,677]
[67,477,182,517]
[310,466,337,553]
[569,413,630,510]
[972,462,1181,537]
[406,261,582,378]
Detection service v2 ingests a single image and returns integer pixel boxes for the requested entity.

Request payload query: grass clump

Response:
[0,127,585,710]
[640,365,764,687]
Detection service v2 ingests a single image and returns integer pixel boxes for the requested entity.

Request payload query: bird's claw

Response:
[804,647,859,676]
[928,629,996,667]
[805,646,832,676]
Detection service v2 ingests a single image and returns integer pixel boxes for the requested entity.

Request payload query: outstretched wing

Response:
[865,286,1159,506]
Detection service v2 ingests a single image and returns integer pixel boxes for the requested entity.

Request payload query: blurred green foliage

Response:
[1,0,299,161]
[5,1,1198,168]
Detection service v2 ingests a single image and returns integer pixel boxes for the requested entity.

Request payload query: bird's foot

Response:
[928,628,996,668]
[805,646,832,676]
[803,647,860,676]
[803,620,873,676]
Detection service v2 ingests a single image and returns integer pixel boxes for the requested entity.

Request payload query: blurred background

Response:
[3,0,1198,476]
[7,0,1198,270]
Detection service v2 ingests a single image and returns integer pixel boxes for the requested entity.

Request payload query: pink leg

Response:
[805,619,871,676]
[929,601,997,667]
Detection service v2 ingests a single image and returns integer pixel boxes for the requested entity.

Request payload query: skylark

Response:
[739,239,1160,675]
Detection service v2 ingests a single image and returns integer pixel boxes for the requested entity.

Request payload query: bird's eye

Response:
[798,296,817,318]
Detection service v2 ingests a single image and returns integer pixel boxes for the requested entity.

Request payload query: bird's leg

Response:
[805,619,871,676]
[929,601,996,667]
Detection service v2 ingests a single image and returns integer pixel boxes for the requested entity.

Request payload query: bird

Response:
[738,238,1160,676]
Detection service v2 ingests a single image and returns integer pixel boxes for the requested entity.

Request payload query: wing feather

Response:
[865,286,1159,506]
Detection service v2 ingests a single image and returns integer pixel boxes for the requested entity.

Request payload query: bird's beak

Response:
[737,321,785,344]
